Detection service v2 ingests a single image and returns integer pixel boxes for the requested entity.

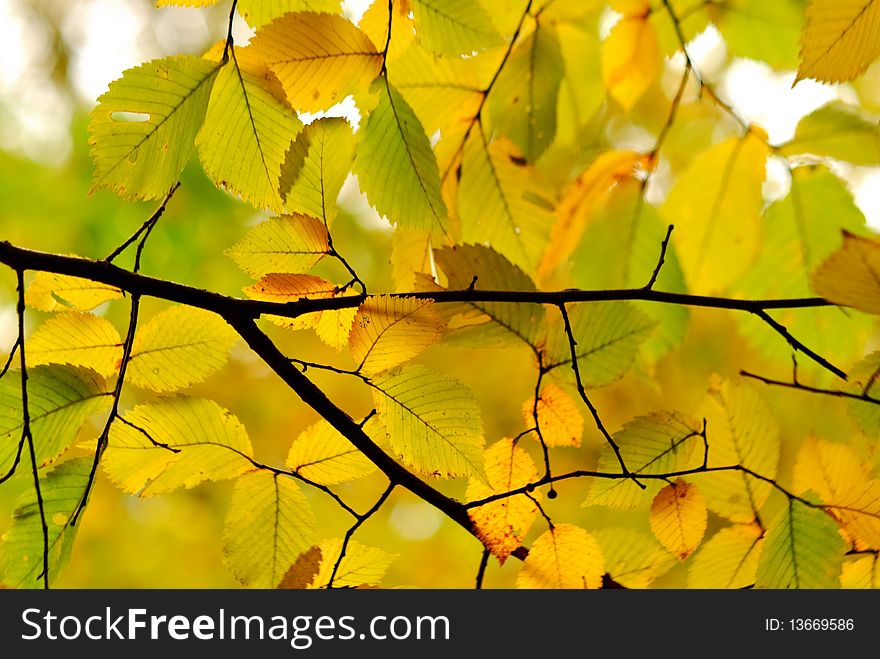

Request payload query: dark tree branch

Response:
[475,548,491,589]
[104,182,180,263]
[741,370,878,405]
[645,224,674,290]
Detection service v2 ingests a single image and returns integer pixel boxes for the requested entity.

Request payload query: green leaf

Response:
[237,0,342,28]
[735,167,873,378]
[411,0,502,56]
[128,305,238,392]
[555,17,604,147]
[250,12,382,113]
[223,470,316,588]
[89,55,219,200]
[354,78,448,232]
[692,378,780,523]
[755,499,845,589]
[716,0,804,69]
[372,364,484,479]
[660,133,769,291]
[103,397,253,496]
[27,312,122,377]
[458,133,553,274]
[688,524,764,588]
[488,22,563,162]
[0,458,91,588]
[848,352,880,440]
[197,47,302,213]
[226,213,330,278]
[281,117,356,223]
[569,180,689,361]
[0,365,109,474]
[585,412,703,510]
[286,420,376,485]
[780,103,880,165]
[544,302,656,388]
[433,244,546,347]
[594,528,677,588]
[812,230,880,315]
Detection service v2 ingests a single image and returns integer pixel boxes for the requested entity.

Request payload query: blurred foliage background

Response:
[0,0,878,588]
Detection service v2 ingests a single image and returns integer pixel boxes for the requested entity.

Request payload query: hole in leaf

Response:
[111,111,150,123]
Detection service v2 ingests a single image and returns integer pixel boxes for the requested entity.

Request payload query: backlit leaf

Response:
[586,412,703,510]
[594,528,677,589]
[315,308,358,351]
[243,273,337,330]
[522,383,583,447]
[0,366,109,474]
[249,12,382,112]
[847,352,880,439]
[0,458,91,588]
[688,524,764,589]
[27,312,122,377]
[286,419,376,485]
[812,231,880,314]
[649,479,707,560]
[467,438,540,562]
[224,470,316,588]
[308,537,395,589]
[841,554,880,588]
[660,133,769,291]
[601,10,660,110]
[349,296,443,375]
[128,305,238,392]
[26,271,122,313]
[354,78,448,232]
[517,524,604,589]
[755,499,845,588]
[103,397,253,496]
[226,214,330,278]
[89,55,219,200]
[411,0,501,56]
[238,0,342,28]
[797,0,880,83]
[372,364,484,478]
[781,103,880,165]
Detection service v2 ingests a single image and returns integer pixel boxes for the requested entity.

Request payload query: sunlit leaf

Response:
[411,0,501,56]
[796,0,880,83]
[601,10,660,110]
[223,470,316,588]
[250,12,382,112]
[594,528,677,588]
[286,419,376,485]
[688,524,764,589]
[649,479,707,560]
[517,524,604,589]
[841,554,880,588]
[89,56,219,200]
[243,273,337,330]
[26,271,122,313]
[812,231,880,314]
[467,438,540,563]
[522,383,583,447]
[128,305,238,392]
[237,0,343,28]
[0,365,109,473]
[315,308,358,351]
[755,499,845,588]
[104,397,253,496]
[226,214,330,278]
[0,458,90,589]
[349,296,442,375]
[781,103,880,165]
[27,312,122,377]
[372,364,484,478]
[308,537,395,589]
[847,352,880,440]
[354,78,448,232]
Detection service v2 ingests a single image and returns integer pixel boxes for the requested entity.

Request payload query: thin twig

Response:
[475,548,491,589]
[104,183,180,264]
[645,224,674,290]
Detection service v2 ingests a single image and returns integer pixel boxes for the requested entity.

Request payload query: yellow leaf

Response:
[688,524,764,588]
[841,554,880,588]
[128,306,238,392]
[286,420,376,485]
[517,524,604,589]
[26,271,122,313]
[359,0,415,63]
[238,1,344,29]
[812,231,880,314]
[594,528,677,588]
[539,150,644,279]
[466,438,540,563]
[243,273,337,330]
[28,312,122,377]
[315,308,357,351]
[349,296,443,375]
[522,383,583,447]
[649,479,708,560]
[660,133,769,291]
[797,0,880,83]
[223,471,316,588]
[390,228,435,291]
[250,12,383,112]
[601,15,660,110]
[307,537,395,588]
[104,398,253,496]
[225,214,330,279]
[696,377,780,523]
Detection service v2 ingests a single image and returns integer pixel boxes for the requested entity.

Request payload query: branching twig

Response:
[645,224,674,290]
[104,183,180,264]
